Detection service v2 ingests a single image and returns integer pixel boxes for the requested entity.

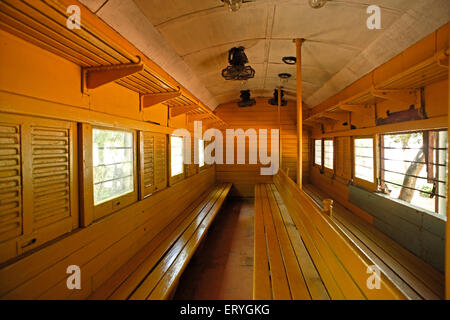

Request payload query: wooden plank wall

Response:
[214,98,310,197]
[309,79,448,224]
[0,29,217,298]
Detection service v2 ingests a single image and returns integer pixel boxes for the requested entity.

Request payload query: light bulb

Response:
[309,0,327,9]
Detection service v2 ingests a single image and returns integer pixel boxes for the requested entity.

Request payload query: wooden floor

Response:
[174,198,254,299]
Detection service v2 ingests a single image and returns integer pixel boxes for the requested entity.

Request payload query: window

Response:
[80,124,138,224]
[198,139,205,167]
[354,137,375,185]
[314,139,322,166]
[93,129,134,205]
[380,130,447,215]
[170,135,184,183]
[324,139,334,170]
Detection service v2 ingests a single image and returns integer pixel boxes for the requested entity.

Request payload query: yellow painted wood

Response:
[275,171,407,300]
[110,185,226,299]
[270,184,330,300]
[303,183,444,299]
[259,185,292,299]
[253,185,272,300]
[295,38,303,188]
[148,184,231,299]
[264,184,311,299]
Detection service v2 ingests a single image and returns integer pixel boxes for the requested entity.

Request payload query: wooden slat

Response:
[275,171,406,299]
[259,184,291,299]
[303,183,444,299]
[264,184,311,299]
[148,183,232,299]
[253,184,272,299]
[0,122,22,243]
[272,181,345,299]
[128,184,226,299]
[270,184,330,300]
[88,188,212,299]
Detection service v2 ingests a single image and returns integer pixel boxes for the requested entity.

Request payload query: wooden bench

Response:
[253,170,407,300]
[89,183,232,300]
[303,183,445,300]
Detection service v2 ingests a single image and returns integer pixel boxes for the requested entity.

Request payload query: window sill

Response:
[373,191,447,222]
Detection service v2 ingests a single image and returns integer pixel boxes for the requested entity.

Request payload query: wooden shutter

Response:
[0,113,78,264]
[336,136,351,180]
[140,131,155,198]
[0,122,22,244]
[154,133,167,191]
[30,125,72,230]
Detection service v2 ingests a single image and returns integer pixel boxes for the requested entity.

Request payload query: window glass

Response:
[171,136,184,176]
[380,131,447,215]
[93,129,134,205]
[198,139,205,167]
[354,138,374,183]
[314,140,322,166]
[324,140,334,170]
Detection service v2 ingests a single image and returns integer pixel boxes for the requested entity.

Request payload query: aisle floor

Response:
[174,198,254,300]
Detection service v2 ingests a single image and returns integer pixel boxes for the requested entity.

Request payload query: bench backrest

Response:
[274,170,407,300]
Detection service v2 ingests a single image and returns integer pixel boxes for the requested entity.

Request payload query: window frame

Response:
[323,138,335,173]
[169,134,185,185]
[379,129,448,216]
[198,138,206,170]
[80,124,138,224]
[313,139,323,167]
[352,135,377,192]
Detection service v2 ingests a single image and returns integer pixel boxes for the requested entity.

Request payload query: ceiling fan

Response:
[220,0,254,12]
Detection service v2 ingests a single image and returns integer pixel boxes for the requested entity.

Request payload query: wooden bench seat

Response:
[303,183,445,300]
[89,183,232,300]
[253,170,408,300]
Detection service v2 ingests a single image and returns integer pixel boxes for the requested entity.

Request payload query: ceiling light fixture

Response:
[278,73,291,85]
[268,89,287,106]
[282,56,297,65]
[221,0,243,12]
[238,90,256,107]
[221,47,255,81]
[309,0,327,9]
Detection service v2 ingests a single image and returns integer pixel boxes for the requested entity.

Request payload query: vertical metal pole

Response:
[295,38,304,188]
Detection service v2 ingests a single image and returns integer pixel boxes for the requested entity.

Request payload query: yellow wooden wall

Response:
[308,23,449,225]
[0,29,215,298]
[214,98,310,197]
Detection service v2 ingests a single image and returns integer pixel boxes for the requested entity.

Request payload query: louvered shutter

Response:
[154,133,167,191]
[0,113,77,264]
[0,122,22,243]
[31,125,72,230]
[140,131,155,198]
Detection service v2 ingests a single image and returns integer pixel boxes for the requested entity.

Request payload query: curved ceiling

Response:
[81,0,449,109]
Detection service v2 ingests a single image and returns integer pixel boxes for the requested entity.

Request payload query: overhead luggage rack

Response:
[0,0,226,128]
